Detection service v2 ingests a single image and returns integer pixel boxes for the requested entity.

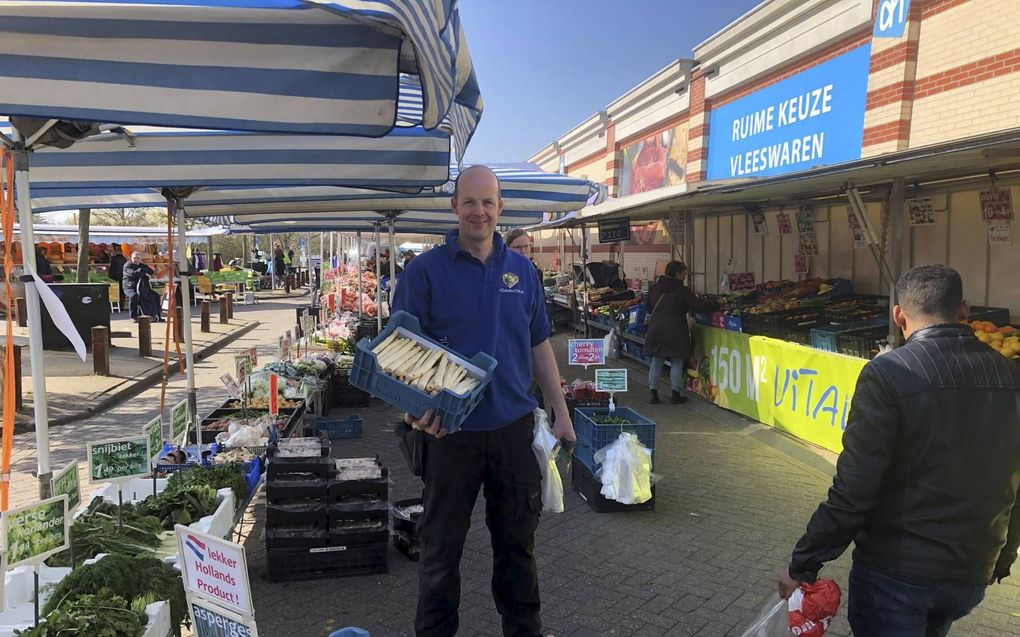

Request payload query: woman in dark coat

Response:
[644,261,718,404]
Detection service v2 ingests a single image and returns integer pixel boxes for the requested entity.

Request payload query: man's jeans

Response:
[848,562,986,637]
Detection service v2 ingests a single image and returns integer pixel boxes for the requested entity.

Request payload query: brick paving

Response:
[246,331,1020,637]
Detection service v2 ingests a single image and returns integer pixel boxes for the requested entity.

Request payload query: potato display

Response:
[371,332,480,396]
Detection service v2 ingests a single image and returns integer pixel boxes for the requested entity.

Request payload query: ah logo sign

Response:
[874,0,910,38]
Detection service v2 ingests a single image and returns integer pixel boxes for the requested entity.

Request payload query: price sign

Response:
[568,339,606,366]
[171,399,189,445]
[980,189,1014,221]
[220,374,242,400]
[595,368,628,393]
[247,347,258,368]
[269,374,279,416]
[188,595,259,637]
[234,353,252,383]
[50,462,81,512]
[2,495,69,567]
[597,217,631,243]
[727,272,756,291]
[144,415,163,463]
[88,437,150,483]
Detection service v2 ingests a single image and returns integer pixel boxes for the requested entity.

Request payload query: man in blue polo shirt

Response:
[394,165,575,637]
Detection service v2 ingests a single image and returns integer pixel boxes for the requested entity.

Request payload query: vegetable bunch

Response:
[372,333,480,396]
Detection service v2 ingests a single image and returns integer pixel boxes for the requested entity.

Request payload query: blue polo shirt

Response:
[391,230,550,431]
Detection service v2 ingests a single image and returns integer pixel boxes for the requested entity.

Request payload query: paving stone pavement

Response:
[246,331,1020,637]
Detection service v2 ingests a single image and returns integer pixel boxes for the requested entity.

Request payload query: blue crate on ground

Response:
[350,311,497,434]
[810,318,888,352]
[574,407,656,460]
[244,457,262,498]
[314,414,363,440]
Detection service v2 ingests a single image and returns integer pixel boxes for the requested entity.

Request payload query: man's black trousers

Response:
[415,413,543,637]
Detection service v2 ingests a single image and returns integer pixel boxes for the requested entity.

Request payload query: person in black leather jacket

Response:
[779,264,1020,637]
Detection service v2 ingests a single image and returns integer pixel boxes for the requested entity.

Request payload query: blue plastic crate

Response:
[350,311,497,434]
[244,457,262,498]
[574,407,656,457]
[810,318,887,352]
[725,314,743,332]
[314,415,363,440]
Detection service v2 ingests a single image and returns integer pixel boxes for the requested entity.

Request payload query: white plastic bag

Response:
[738,594,788,637]
[531,409,564,513]
[603,328,617,358]
[594,432,654,504]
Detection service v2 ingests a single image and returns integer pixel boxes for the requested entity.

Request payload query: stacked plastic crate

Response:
[264,438,389,581]
[571,407,656,512]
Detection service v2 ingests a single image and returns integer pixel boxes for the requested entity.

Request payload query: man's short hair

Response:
[453,165,501,201]
[895,264,963,321]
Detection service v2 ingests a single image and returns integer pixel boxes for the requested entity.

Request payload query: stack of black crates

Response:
[265,436,389,581]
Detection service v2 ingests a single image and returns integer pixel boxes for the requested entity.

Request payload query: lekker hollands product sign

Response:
[707,45,872,180]
[176,526,253,617]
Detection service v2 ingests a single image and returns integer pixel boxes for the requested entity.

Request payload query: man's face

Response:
[452,169,503,244]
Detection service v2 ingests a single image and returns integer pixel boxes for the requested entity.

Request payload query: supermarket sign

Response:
[686,326,867,453]
[707,45,872,180]
[874,0,910,38]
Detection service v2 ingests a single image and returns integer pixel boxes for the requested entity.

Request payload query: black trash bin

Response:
[40,283,111,350]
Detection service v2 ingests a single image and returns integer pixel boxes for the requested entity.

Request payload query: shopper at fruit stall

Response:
[394,165,575,637]
[779,264,1020,636]
[644,260,719,404]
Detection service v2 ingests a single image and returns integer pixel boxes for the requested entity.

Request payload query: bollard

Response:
[10,344,23,410]
[15,297,26,328]
[284,276,291,294]
[200,301,211,333]
[92,326,110,376]
[226,292,234,319]
[138,316,152,356]
[219,297,229,324]
[174,307,183,344]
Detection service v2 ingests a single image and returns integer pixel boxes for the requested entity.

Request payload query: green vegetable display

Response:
[15,591,145,637]
[592,416,633,425]
[165,463,248,503]
[43,554,187,633]
[46,499,165,568]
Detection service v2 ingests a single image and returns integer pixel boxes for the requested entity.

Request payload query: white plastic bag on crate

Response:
[531,409,564,513]
[594,432,654,504]
[738,594,788,637]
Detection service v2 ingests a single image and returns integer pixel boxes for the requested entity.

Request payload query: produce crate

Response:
[266,542,388,582]
[265,527,328,550]
[328,523,389,547]
[570,460,654,513]
[741,307,819,337]
[350,311,497,434]
[329,471,388,502]
[573,408,655,460]
[837,325,891,359]
[810,318,888,352]
[266,474,330,503]
[392,498,422,538]
[970,306,1010,326]
[333,372,371,408]
[313,415,363,440]
[393,529,421,561]
[266,501,328,528]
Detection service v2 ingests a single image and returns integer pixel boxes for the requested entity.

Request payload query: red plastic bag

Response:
[788,579,841,637]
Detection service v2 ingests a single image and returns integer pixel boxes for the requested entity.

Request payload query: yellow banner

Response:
[686,326,868,453]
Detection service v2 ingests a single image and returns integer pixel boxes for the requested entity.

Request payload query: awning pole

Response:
[375,224,382,332]
[269,232,276,290]
[176,203,198,438]
[388,216,397,313]
[12,131,52,498]
[888,178,905,348]
[356,231,363,320]
[580,224,589,338]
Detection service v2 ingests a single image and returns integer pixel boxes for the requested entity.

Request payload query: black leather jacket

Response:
[790,323,1020,585]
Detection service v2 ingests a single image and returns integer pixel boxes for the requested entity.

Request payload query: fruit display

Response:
[970,321,1020,359]
[371,332,480,396]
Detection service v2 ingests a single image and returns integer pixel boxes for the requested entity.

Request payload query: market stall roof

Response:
[551,127,1020,227]
[19,223,231,240]
[233,219,448,236]
[0,0,482,142]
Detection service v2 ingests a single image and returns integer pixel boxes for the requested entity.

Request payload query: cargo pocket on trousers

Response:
[517,483,543,521]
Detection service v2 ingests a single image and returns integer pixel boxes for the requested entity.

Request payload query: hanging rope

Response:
[1,149,17,510]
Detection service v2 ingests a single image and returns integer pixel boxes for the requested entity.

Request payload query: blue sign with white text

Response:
[706,45,872,181]
[874,0,910,38]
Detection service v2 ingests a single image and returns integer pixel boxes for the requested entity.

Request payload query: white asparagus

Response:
[449,365,468,388]
[372,331,399,354]
[452,377,479,395]
[407,348,443,381]
[441,357,459,388]
[429,353,449,392]
[395,349,428,378]
[377,338,415,369]
[387,344,424,374]
[415,367,437,391]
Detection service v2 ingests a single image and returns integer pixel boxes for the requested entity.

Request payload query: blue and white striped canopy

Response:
[30,165,607,223]
[0,0,482,140]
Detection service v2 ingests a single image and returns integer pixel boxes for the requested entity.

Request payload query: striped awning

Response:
[0,0,482,142]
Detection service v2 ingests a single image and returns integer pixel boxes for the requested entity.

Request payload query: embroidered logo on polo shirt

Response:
[502,272,519,288]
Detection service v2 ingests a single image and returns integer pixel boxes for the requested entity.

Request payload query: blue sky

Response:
[458,0,764,165]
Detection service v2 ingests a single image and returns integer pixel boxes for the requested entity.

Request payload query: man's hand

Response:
[778,571,801,599]
[552,410,576,443]
[404,410,447,439]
